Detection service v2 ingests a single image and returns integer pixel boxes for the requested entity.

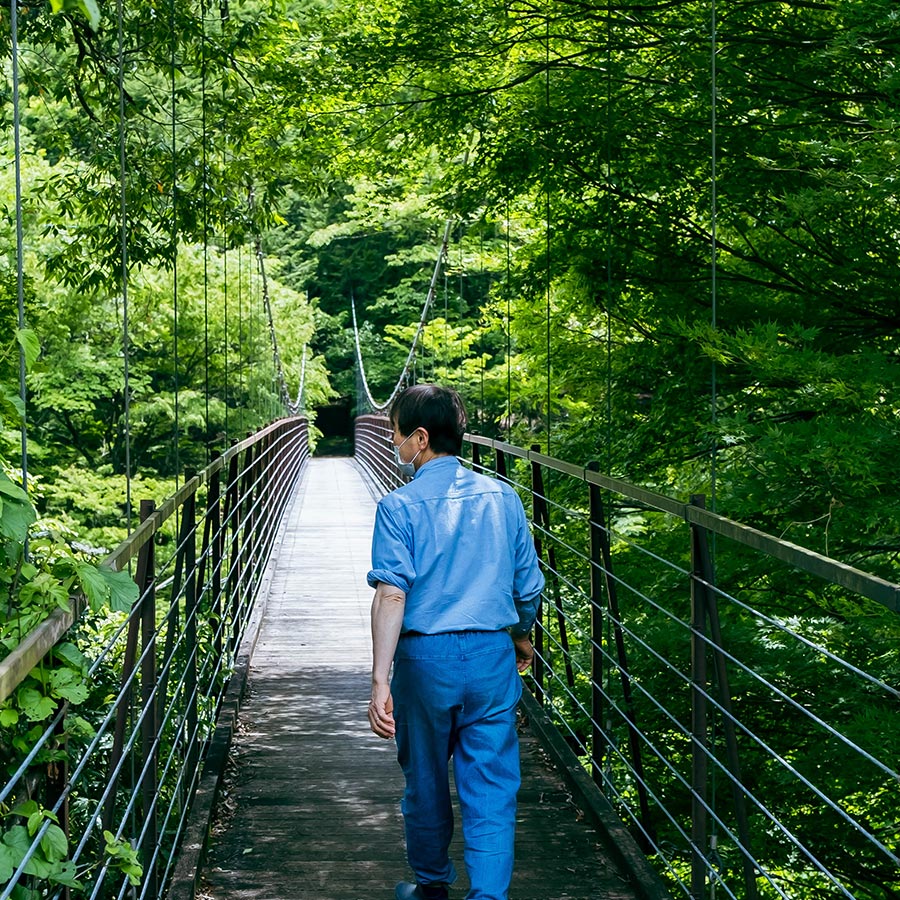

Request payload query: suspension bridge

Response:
[1,137,898,900]
[0,410,897,900]
[2,1,899,898]
[2,144,898,900]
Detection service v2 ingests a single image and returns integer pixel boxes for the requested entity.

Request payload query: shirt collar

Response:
[412,455,460,479]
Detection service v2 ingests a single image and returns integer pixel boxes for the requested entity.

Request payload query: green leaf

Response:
[26,813,42,838]
[49,0,100,31]
[48,669,88,704]
[0,842,18,883]
[49,860,83,888]
[0,385,25,423]
[40,825,67,863]
[80,0,101,31]
[0,473,29,505]
[22,851,54,879]
[10,801,39,820]
[53,643,89,673]
[10,800,41,816]
[123,862,143,886]
[0,708,19,727]
[100,567,139,613]
[11,884,42,900]
[15,687,56,722]
[2,824,30,857]
[0,496,36,543]
[67,715,95,738]
[74,562,109,612]
[14,330,40,371]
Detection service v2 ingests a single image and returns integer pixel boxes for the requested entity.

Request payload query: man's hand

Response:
[369,680,395,739]
[513,635,534,672]
[369,582,405,739]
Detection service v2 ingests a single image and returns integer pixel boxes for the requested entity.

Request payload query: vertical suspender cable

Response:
[443,248,449,379]
[710,0,718,514]
[479,227,485,429]
[605,9,613,481]
[544,14,552,456]
[201,0,210,453]
[248,237,256,416]
[603,2,614,763]
[505,197,511,442]
[221,8,230,444]
[170,0,181,486]
[709,0,720,884]
[223,243,229,443]
[116,0,133,535]
[10,0,29,513]
[238,246,245,435]
[458,229,464,391]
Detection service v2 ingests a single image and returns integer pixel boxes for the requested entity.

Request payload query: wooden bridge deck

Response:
[200,458,643,900]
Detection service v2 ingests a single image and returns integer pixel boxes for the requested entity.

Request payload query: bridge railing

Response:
[354,415,900,900]
[0,417,309,900]
[355,413,407,493]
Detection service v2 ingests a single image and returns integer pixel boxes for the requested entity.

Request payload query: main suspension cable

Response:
[254,238,295,415]
[351,218,453,412]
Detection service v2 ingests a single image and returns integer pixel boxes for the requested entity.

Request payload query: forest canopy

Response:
[268,0,899,576]
[0,3,898,899]
[0,0,896,568]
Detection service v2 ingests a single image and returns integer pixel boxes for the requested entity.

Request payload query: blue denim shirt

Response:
[368,456,544,637]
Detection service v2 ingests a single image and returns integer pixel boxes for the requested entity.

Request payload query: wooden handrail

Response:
[461,432,900,613]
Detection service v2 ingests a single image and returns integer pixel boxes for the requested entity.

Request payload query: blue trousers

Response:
[392,630,522,900]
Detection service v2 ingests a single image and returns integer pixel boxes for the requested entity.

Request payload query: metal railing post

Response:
[691,495,759,900]
[207,457,223,668]
[236,442,256,649]
[182,487,200,783]
[158,476,194,730]
[495,446,507,483]
[523,449,545,702]
[587,462,606,786]
[530,445,576,707]
[588,462,653,847]
[138,499,159,900]
[229,453,244,656]
[690,494,710,899]
[104,500,155,833]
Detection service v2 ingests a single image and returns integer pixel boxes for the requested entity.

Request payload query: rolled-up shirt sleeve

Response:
[367,501,416,593]
[509,498,545,639]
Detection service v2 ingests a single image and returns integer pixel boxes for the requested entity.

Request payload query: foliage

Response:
[1,0,899,897]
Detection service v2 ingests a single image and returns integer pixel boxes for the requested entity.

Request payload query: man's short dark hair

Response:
[390,385,467,455]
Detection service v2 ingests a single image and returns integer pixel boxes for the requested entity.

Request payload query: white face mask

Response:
[392,431,422,478]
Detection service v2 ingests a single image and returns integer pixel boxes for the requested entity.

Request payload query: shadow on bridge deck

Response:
[197,458,645,900]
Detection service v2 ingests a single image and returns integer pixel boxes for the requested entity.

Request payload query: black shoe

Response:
[395,881,449,900]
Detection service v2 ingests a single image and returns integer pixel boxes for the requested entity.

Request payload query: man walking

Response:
[367,385,544,900]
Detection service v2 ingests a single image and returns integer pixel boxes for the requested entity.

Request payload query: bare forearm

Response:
[371,582,406,685]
